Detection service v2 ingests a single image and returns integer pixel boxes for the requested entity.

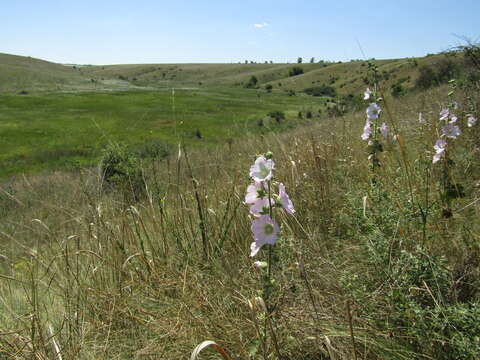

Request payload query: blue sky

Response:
[1,0,479,64]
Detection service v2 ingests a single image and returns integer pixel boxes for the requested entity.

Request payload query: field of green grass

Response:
[0,49,479,360]
[0,86,328,177]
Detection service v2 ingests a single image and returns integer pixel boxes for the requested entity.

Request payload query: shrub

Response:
[100,142,144,201]
[391,82,406,97]
[288,66,304,77]
[267,110,285,123]
[303,84,336,97]
[265,84,273,93]
[415,65,437,89]
[244,75,258,88]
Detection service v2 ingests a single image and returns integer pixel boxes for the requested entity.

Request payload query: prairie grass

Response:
[0,80,479,360]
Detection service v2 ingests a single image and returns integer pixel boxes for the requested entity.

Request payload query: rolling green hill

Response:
[0,52,463,95]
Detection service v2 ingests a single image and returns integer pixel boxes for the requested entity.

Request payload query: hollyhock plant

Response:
[366,103,381,120]
[250,215,280,257]
[278,183,295,214]
[361,120,372,141]
[249,156,274,182]
[433,139,447,164]
[440,108,450,122]
[245,182,265,204]
[442,124,461,139]
[250,197,271,217]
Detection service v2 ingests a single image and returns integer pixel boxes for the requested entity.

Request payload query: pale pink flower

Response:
[433,139,447,164]
[441,124,461,139]
[250,215,280,257]
[364,88,372,100]
[380,122,388,138]
[361,120,372,141]
[249,156,274,182]
[366,103,381,119]
[467,115,477,127]
[250,197,271,217]
[440,108,450,122]
[278,183,295,214]
[245,182,264,204]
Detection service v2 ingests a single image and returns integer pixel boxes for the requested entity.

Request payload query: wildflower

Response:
[245,182,264,204]
[380,122,388,138]
[419,112,426,124]
[250,215,280,257]
[433,139,447,164]
[278,183,295,214]
[361,120,372,141]
[364,88,372,100]
[441,124,461,139]
[467,115,477,127]
[366,103,381,119]
[449,115,458,124]
[250,197,271,217]
[440,108,450,122]
[249,155,274,182]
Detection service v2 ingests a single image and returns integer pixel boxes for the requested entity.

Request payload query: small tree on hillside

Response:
[310,57,315,63]
[297,57,303,64]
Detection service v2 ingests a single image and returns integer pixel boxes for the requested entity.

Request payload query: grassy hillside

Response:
[0,53,89,92]
[0,52,465,95]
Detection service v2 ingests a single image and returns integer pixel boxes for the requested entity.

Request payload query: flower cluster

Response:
[361,98,388,142]
[432,107,463,164]
[245,154,295,257]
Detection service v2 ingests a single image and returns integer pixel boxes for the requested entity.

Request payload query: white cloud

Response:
[253,22,269,29]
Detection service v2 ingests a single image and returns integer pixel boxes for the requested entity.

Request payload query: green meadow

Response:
[0,86,323,177]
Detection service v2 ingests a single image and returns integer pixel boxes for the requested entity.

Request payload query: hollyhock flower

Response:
[442,124,461,139]
[250,215,280,257]
[249,156,274,182]
[366,103,381,119]
[361,120,372,141]
[380,122,388,138]
[250,197,271,217]
[245,182,264,204]
[467,115,477,127]
[440,108,450,122]
[364,88,372,100]
[278,183,295,214]
[433,139,447,164]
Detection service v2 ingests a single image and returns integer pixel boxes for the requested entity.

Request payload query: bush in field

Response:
[244,75,258,88]
[100,142,144,201]
[265,84,273,93]
[288,66,304,77]
[303,84,336,97]
[415,57,459,89]
[267,110,285,123]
